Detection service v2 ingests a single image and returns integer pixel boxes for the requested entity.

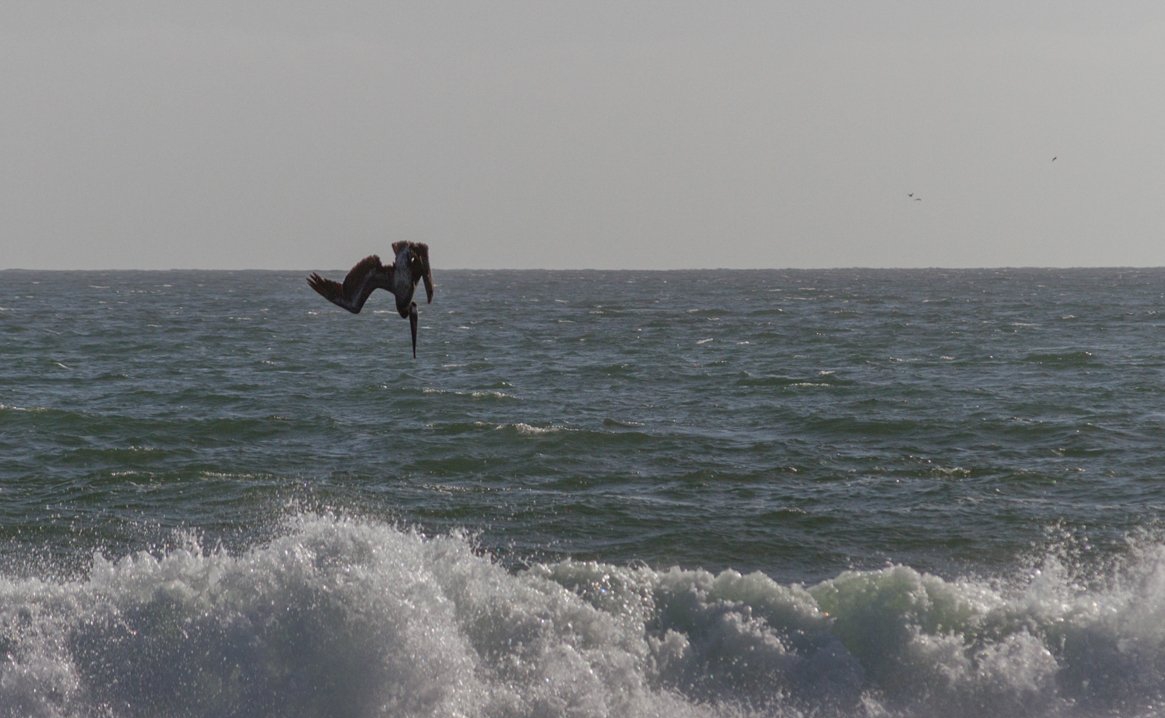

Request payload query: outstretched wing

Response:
[307,255,392,314]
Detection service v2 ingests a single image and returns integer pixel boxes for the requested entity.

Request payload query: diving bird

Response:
[307,241,434,358]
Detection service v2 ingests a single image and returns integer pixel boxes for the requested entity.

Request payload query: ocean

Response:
[2,266,1165,717]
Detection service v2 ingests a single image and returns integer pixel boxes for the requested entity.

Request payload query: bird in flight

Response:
[308,241,435,358]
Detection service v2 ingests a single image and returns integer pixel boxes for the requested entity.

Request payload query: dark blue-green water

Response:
[2,267,1165,717]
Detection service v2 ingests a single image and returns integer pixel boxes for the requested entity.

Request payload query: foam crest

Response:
[2,516,1165,717]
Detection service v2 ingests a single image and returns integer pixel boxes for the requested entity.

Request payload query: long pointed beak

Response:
[409,303,418,358]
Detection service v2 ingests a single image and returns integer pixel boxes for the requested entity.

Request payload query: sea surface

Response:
[2,267,1165,717]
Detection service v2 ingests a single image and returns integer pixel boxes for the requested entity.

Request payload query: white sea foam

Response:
[1,515,1164,717]
[507,422,561,435]
[423,387,516,401]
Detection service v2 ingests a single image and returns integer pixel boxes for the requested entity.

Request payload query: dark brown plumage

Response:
[307,242,434,357]
[307,255,390,314]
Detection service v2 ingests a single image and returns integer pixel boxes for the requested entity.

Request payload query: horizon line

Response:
[3,264,1165,273]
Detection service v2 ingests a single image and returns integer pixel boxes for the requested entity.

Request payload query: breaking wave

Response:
[1,514,1164,717]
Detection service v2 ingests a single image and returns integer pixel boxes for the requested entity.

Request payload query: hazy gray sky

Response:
[3,2,1164,270]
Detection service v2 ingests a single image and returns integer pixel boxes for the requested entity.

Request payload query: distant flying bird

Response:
[308,241,435,358]
[1052,156,1057,162]
[908,193,921,201]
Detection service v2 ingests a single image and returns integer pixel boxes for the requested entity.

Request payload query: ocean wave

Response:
[735,371,852,389]
[430,421,569,437]
[422,387,519,401]
[1021,350,1098,367]
[1,514,1164,717]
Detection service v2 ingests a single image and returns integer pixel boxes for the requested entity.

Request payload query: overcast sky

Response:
[3,2,1164,270]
